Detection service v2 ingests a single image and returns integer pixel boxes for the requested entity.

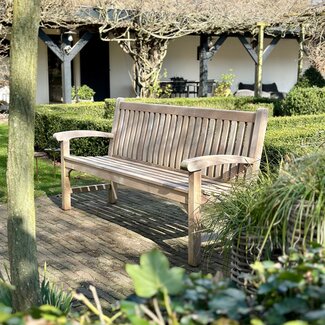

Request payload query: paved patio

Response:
[0,186,228,310]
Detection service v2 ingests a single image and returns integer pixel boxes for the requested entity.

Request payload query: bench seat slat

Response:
[65,156,232,198]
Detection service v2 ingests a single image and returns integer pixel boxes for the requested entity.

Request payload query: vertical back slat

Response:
[208,119,223,177]
[158,114,172,165]
[189,118,202,158]
[175,116,189,169]
[127,110,139,158]
[147,113,161,163]
[108,98,122,156]
[136,111,150,160]
[132,111,145,159]
[196,118,209,157]
[169,116,183,168]
[215,120,230,178]
[122,109,135,157]
[182,116,196,161]
[118,109,130,156]
[163,115,177,167]
[142,112,155,161]
[153,113,166,165]
[223,121,238,179]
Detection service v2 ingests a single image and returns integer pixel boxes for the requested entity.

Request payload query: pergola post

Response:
[38,29,93,103]
[199,34,209,97]
[297,24,305,80]
[255,22,266,97]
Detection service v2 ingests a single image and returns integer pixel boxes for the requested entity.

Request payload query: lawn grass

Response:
[0,122,102,203]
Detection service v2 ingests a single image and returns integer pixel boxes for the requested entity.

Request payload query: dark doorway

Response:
[48,35,63,103]
[80,34,110,101]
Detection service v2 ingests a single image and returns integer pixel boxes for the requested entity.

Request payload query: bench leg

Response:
[187,171,202,266]
[62,167,72,210]
[108,181,118,204]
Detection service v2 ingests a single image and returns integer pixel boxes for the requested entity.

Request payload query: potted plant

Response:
[72,84,95,102]
[214,70,235,97]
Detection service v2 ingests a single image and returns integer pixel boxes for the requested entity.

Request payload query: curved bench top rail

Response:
[119,100,260,123]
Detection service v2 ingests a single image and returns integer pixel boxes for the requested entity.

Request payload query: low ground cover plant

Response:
[0,248,324,324]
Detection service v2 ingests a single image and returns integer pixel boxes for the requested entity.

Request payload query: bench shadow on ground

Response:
[39,187,229,309]
[49,186,229,270]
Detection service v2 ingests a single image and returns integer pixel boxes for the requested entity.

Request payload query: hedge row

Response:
[35,102,111,156]
[265,113,325,164]
[35,101,325,166]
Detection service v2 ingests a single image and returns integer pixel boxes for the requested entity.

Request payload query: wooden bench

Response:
[53,98,268,266]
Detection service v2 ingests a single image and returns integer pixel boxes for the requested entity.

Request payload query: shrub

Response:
[296,66,325,88]
[280,87,325,116]
[72,84,96,100]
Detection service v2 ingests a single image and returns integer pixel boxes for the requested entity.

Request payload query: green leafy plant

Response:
[148,69,172,98]
[214,70,235,97]
[249,246,325,325]
[72,84,95,101]
[122,249,251,325]
[0,268,13,308]
[40,263,73,315]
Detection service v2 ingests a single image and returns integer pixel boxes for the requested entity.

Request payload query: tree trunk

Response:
[120,37,169,98]
[7,0,41,311]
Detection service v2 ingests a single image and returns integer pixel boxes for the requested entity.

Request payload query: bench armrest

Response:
[180,155,256,172]
[53,130,114,142]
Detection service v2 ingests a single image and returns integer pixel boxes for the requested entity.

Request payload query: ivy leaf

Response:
[126,249,185,298]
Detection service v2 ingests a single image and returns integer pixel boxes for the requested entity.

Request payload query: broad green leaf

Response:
[126,249,185,298]
[283,321,308,325]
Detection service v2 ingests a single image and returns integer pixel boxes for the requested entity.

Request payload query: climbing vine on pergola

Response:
[0,0,324,98]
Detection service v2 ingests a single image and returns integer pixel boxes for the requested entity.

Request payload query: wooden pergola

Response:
[38,22,305,103]
[198,23,305,97]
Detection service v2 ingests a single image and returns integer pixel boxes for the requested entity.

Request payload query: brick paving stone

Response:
[0,186,229,309]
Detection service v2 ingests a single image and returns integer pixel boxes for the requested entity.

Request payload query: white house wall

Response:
[109,42,134,98]
[36,39,49,104]
[109,35,301,98]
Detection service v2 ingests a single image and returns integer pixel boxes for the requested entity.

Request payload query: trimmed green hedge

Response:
[35,100,325,166]
[35,102,111,156]
[265,113,325,165]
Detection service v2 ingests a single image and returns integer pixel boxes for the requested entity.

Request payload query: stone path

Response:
[0,187,228,310]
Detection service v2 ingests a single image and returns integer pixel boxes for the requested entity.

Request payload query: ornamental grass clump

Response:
[258,150,325,252]
[203,174,278,262]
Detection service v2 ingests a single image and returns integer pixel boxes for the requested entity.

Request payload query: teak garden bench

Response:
[54,98,268,266]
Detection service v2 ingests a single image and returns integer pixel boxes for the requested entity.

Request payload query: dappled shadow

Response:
[0,188,229,308]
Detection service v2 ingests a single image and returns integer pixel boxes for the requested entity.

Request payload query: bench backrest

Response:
[109,98,268,180]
